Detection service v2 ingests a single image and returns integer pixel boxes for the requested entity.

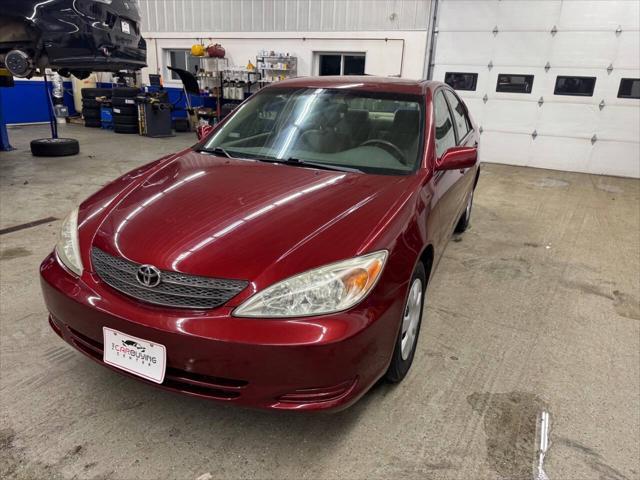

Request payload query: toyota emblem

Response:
[136,264,161,287]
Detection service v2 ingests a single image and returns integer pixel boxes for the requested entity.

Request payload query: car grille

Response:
[91,247,248,309]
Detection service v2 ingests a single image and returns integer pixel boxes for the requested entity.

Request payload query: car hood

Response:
[91,150,415,286]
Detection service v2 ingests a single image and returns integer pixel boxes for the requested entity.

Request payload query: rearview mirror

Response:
[435,146,477,171]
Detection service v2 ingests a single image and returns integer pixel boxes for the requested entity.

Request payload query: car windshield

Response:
[201,87,424,175]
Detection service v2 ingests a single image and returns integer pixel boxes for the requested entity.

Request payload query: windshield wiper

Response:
[261,156,362,174]
[196,146,235,158]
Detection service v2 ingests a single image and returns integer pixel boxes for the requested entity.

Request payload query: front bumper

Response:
[40,254,404,411]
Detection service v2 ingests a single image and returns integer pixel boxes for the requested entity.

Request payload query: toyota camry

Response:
[40,76,480,411]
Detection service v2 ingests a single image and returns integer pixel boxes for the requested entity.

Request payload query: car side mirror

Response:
[435,146,477,171]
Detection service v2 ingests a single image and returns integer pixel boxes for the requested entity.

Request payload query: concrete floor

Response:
[1,124,639,480]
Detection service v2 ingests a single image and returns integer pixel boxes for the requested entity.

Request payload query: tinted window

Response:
[444,72,478,91]
[496,74,534,93]
[554,76,596,96]
[434,91,456,158]
[343,55,365,75]
[444,90,471,141]
[618,78,640,99]
[319,55,341,76]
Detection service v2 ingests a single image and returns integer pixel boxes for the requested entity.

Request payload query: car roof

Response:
[269,76,443,96]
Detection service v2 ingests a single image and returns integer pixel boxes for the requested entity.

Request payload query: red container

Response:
[206,43,225,58]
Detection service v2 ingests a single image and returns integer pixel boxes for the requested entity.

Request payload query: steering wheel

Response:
[360,139,407,165]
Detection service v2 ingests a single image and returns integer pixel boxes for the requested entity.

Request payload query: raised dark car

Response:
[0,0,146,78]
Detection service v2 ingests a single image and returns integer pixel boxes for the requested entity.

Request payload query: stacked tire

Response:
[81,88,111,128]
[111,87,140,134]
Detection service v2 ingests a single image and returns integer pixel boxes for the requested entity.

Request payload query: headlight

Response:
[55,208,83,276]
[233,250,388,318]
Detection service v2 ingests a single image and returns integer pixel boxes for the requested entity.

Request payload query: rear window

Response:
[554,76,596,97]
[444,72,478,91]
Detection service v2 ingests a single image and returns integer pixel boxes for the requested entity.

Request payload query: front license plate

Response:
[121,20,131,34]
[103,327,166,384]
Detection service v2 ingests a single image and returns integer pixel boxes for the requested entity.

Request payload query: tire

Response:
[455,188,474,233]
[82,108,101,119]
[30,138,79,157]
[112,87,139,98]
[112,97,138,107]
[111,105,137,116]
[81,88,112,99]
[82,99,100,108]
[113,114,138,125]
[385,262,427,383]
[84,119,102,128]
[114,124,139,134]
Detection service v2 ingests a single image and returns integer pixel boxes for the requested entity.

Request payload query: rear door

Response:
[443,89,477,221]
[431,89,460,250]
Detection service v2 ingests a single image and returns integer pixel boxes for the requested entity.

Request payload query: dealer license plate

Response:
[103,327,166,384]
[121,20,131,34]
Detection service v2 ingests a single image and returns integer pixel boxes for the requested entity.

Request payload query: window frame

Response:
[442,88,473,145]
[553,75,597,97]
[617,78,640,99]
[165,49,199,82]
[433,88,459,160]
[444,72,478,92]
[496,73,535,94]
[316,52,366,76]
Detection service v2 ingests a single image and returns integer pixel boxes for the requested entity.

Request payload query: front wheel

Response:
[385,262,426,383]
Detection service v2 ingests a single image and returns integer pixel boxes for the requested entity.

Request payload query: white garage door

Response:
[432,0,640,178]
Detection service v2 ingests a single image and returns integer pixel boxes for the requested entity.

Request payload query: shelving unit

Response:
[256,54,297,86]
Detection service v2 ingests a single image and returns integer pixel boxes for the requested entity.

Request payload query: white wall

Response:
[143,30,429,86]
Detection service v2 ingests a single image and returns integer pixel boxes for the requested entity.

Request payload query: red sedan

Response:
[40,76,480,411]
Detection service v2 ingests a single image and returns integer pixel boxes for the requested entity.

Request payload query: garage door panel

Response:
[558,1,640,30]
[537,103,598,137]
[437,1,497,31]
[616,32,640,69]
[550,32,617,68]
[483,100,538,132]
[496,1,561,31]
[434,32,493,64]
[479,131,532,166]
[597,106,640,142]
[493,32,550,66]
[589,141,640,177]
[530,136,594,173]
[432,65,485,99]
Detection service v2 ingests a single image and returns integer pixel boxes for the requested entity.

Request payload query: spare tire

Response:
[113,114,138,125]
[31,138,80,156]
[81,88,112,99]
[112,97,138,107]
[82,98,100,108]
[114,124,139,134]
[82,108,101,119]
[112,87,139,98]
[112,105,137,116]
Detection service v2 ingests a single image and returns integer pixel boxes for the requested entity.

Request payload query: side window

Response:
[434,91,456,158]
[444,90,471,142]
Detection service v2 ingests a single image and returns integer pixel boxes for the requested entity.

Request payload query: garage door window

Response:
[318,53,365,76]
[444,72,478,91]
[496,74,534,94]
[554,76,596,97]
[434,91,456,158]
[444,90,471,141]
[166,49,199,80]
[618,78,640,99]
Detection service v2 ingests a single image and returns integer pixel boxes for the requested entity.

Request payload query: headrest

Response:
[393,109,419,131]
[345,109,369,123]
